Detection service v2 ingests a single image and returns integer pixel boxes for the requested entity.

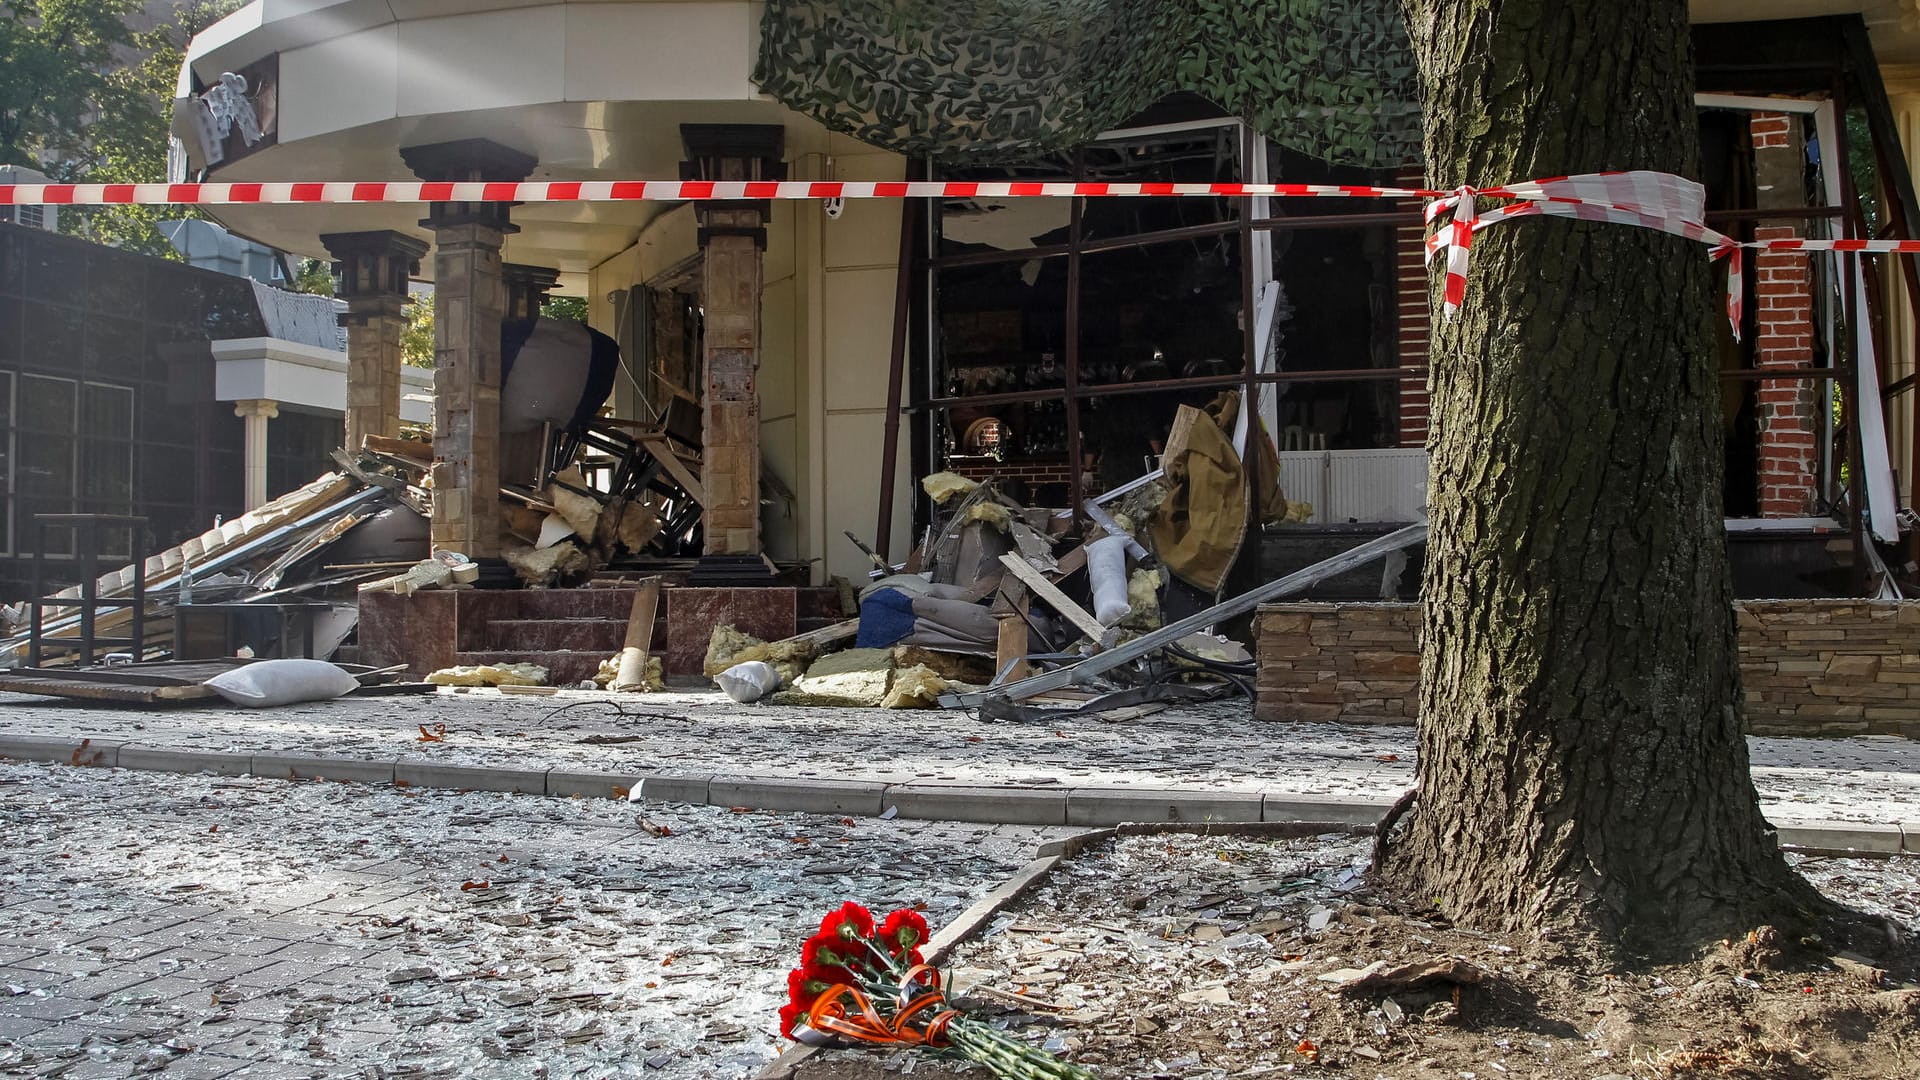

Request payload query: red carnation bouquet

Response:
[780,901,1096,1078]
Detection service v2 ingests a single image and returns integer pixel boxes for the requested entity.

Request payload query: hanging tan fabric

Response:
[1148,393,1287,594]
[1207,391,1288,524]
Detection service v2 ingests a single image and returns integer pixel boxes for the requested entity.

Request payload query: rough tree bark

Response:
[1382,0,1830,955]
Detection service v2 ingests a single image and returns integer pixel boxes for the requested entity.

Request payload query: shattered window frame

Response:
[79,381,137,558]
[923,112,1415,512]
[16,373,78,558]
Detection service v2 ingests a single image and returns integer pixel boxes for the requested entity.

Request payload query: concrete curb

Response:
[0,734,123,769]
[118,745,251,777]
[1772,819,1907,855]
[1,739,1915,854]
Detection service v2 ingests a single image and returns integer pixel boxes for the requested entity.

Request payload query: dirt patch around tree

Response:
[797,832,1920,1079]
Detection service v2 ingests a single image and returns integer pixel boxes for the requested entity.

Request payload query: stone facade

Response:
[1255,600,1920,737]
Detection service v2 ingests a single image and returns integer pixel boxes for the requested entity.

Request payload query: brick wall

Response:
[1394,171,1432,447]
[1255,600,1920,737]
[1750,111,1791,150]
[1752,226,1819,517]
[946,456,1074,486]
[1748,112,1821,518]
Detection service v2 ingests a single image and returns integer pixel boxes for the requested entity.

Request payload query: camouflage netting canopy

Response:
[753,0,1421,170]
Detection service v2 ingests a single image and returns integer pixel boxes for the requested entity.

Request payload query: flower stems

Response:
[947,1017,1099,1080]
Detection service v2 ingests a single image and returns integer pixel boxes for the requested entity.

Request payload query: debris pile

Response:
[700,392,1304,717]
[2,465,403,670]
[424,662,550,688]
[1,422,712,675]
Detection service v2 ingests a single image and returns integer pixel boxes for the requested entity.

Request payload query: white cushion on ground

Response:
[202,659,359,707]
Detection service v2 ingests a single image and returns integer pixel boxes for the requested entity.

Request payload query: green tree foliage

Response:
[289,257,335,296]
[401,294,434,368]
[540,295,588,322]
[2,1,243,254]
[0,0,139,166]
[66,1,245,255]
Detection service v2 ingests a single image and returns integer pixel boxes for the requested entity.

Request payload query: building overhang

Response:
[174,1,1920,284]
[171,1,837,284]
[212,336,433,423]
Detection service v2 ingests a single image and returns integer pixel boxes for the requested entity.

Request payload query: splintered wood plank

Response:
[361,434,433,462]
[612,577,663,692]
[766,617,860,651]
[997,554,1108,650]
[994,580,1032,683]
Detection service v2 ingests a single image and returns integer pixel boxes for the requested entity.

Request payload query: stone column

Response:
[321,230,426,453]
[504,263,560,322]
[400,139,537,559]
[233,398,278,510]
[682,125,784,559]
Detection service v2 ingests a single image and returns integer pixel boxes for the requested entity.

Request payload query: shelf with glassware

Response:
[944,352,1161,450]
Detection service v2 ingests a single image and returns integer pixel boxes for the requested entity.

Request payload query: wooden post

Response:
[613,577,662,691]
[993,579,1031,683]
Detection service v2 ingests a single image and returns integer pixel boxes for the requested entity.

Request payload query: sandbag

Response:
[203,659,358,708]
[716,661,782,703]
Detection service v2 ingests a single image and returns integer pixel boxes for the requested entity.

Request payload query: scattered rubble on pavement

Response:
[0,761,1057,1080]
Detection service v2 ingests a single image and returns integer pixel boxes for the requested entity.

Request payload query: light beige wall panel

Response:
[277,25,398,141]
[396,8,564,117]
[636,205,699,284]
[564,2,757,103]
[765,200,797,285]
[823,411,912,581]
[821,268,899,412]
[761,277,798,423]
[761,414,802,562]
[822,150,905,270]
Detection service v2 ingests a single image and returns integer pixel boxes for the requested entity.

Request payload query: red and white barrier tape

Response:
[6,172,1910,339]
[0,179,1430,204]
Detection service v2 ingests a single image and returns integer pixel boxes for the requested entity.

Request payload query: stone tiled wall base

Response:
[1256,600,1920,738]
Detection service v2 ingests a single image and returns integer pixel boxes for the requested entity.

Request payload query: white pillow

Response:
[203,659,360,708]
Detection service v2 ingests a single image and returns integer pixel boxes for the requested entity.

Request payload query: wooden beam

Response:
[993,579,1031,683]
[635,434,708,506]
[998,554,1109,649]
[361,434,433,462]
[766,617,861,652]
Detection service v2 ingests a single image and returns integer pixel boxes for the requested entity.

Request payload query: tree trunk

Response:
[1383,0,1827,955]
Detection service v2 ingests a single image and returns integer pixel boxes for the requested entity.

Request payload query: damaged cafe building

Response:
[7,2,1920,724]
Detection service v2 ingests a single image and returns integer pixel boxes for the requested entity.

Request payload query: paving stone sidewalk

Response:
[0,760,1063,1079]
[2,688,1918,829]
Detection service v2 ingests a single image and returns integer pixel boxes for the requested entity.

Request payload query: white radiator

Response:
[1276,449,1428,523]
